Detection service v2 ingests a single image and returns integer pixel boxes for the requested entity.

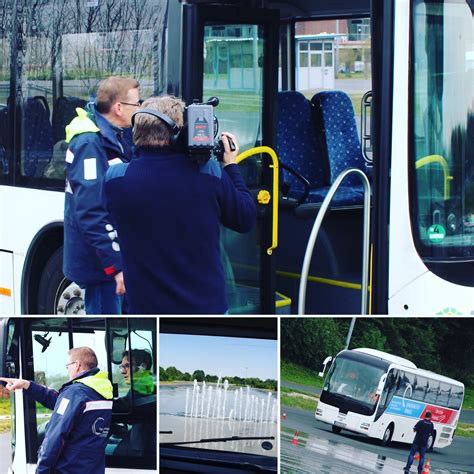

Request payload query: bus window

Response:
[19,1,163,185]
[107,325,157,466]
[449,384,464,410]
[413,375,428,402]
[437,382,451,407]
[0,6,11,183]
[411,0,474,270]
[294,18,371,135]
[424,378,440,404]
[25,317,157,470]
[30,318,71,449]
[375,369,398,420]
[395,370,416,399]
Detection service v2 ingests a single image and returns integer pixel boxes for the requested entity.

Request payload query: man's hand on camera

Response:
[115,271,126,295]
[221,132,239,167]
[0,377,30,391]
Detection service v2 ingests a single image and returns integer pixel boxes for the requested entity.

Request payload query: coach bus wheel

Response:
[37,247,85,315]
[427,432,435,452]
[331,425,342,434]
[380,424,393,447]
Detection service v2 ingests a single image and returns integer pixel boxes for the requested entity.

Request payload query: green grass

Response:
[0,398,10,415]
[462,387,474,410]
[281,360,324,389]
[457,423,474,438]
[0,420,10,434]
[281,391,318,412]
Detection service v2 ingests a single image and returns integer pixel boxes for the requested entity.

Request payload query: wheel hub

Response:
[56,282,85,315]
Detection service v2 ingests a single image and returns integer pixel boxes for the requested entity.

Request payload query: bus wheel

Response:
[37,247,85,315]
[331,425,342,434]
[427,432,435,452]
[380,424,393,447]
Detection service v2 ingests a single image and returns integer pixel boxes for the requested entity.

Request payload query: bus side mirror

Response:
[318,356,333,377]
[0,319,18,378]
[376,374,387,395]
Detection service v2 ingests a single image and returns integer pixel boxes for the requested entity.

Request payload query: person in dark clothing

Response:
[111,350,156,460]
[64,76,140,314]
[103,95,256,314]
[0,347,113,474]
[404,411,435,473]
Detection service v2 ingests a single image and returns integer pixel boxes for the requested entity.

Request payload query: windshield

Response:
[323,354,387,413]
[410,0,474,274]
[159,333,277,457]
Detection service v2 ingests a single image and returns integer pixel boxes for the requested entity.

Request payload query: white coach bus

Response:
[316,348,464,449]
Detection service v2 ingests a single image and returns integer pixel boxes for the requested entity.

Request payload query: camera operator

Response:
[103,95,256,314]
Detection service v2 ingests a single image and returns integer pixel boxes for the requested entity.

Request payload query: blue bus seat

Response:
[276,90,363,208]
[22,96,54,177]
[311,90,368,196]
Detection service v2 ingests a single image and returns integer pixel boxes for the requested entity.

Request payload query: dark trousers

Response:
[405,443,426,473]
[85,281,122,315]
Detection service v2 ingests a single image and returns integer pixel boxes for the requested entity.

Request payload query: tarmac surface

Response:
[281,405,474,473]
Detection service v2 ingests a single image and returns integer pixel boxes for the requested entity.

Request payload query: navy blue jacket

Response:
[413,418,435,447]
[103,147,256,314]
[26,368,113,474]
[63,104,131,287]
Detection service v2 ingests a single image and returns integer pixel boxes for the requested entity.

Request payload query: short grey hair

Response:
[133,95,185,147]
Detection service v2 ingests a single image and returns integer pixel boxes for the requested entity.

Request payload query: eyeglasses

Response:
[119,363,130,371]
[65,361,77,369]
[120,99,143,107]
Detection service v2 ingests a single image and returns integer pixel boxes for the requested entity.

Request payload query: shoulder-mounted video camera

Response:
[186,97,236,163]
[131,97,235,164]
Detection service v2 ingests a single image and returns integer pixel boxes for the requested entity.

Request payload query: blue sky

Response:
[160,334,277,380]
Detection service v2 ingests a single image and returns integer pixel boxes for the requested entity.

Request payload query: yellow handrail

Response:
[236,146,279,255]
[415,154,453,200]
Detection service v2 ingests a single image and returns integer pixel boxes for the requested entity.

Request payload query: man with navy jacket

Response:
[0,347,113,473]
[103,95,256,314]
[64,76,140,314]
[404,411,435,473]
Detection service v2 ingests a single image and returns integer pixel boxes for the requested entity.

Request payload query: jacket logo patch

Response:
[56,397,70,415]
[92,416,110,437]
[84,158,97,180]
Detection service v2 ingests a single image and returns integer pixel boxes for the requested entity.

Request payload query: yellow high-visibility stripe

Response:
[0,288,12,297]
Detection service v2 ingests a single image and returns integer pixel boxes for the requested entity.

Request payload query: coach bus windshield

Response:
[322,354,388,415]
[411,0,474,272]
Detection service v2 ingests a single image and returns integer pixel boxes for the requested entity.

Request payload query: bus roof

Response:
[352,348,417,369]
[351,348,464,387]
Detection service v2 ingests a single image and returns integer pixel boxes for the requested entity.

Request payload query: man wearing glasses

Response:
[0,347,113,473]
[63,76,141,314]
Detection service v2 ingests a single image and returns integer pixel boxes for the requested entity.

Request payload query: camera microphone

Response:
[206,96,219,107]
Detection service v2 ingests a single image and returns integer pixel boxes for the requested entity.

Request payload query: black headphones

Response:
[131,108,181,145]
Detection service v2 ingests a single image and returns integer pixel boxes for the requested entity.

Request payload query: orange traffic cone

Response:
[414,454,420,461]
[282,412,287,420]
[421,458,430,474]
[291,431,300,445]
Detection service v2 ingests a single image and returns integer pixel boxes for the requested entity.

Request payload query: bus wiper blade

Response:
[160,430,173,434]
[160,435,275,446]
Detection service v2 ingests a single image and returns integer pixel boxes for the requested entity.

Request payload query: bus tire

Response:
[427,432,435,452]
[37,247,70,314]
[380,424,393,447]
[331,425,342,434]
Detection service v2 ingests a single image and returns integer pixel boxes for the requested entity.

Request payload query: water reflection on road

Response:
[281,430,469,474]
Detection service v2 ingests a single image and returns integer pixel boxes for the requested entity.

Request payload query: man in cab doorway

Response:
[0,347,113,474]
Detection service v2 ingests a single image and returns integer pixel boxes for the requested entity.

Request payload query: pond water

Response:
[160,382,278,456]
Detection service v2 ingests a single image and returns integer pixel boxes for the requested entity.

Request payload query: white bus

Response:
[0,317,157,473]
[0,0,472,315]
[315,348,464,450]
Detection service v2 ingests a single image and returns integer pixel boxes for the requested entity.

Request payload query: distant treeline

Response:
[281,318,474,387]
[160,366,277,391]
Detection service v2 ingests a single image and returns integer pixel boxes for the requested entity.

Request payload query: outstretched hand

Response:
[0,377,30,391]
